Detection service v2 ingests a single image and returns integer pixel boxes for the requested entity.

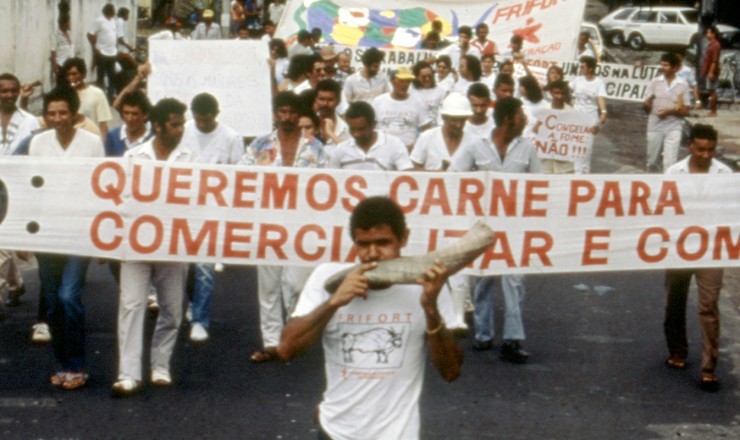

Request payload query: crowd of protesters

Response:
[0,3,732,437]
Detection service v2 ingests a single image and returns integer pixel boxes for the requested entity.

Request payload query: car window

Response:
[659,12,679,24]
[632,11,658,23]
[681,10,698,24]
[614,8,635,20]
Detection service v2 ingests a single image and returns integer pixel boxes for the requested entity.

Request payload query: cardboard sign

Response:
[148,40,272,136]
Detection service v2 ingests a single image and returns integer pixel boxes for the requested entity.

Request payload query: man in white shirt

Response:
[87,3,118,99]
[192,9,223,40]
[0,73,38,309]
[62,58,113,139]
[314,79,350,150]
[330,101,413,171]
[112,98,194,396]
[643,52,690,172]
[179,93,244,343]
[663,124,731,392]
[342,47,390,104]
[51,14,74,79]
[464,82,495,141]
[278,196,463,440]
[450,97,541,363]
[371,66,431,150]
[440,25,481,71]
[268,0,286,25]
[30,86,104,391]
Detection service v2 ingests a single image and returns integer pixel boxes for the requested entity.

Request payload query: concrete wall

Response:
[0,0,137,90]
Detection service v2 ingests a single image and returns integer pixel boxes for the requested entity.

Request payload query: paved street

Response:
[2,255,740,439]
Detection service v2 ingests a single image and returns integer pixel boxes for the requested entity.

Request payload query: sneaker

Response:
[112,378,142,397]
[190,323,209,343]
[151,369,172,386]
[500,341,529,364]
[32,323,51,344]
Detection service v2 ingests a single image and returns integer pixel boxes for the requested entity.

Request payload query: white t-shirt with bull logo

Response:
[292,262,456,440]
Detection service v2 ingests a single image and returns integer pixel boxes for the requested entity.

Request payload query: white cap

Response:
[440,92,473,117]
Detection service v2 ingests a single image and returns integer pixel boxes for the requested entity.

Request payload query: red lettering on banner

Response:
[262,173,298,210]
[166,167,193,205]
[420,178,452,215]
[258,224,288,260]
[628,181,651,216]
[582,230,610,265]
[169,219,218,256]
[521,231,553,266]
[390,176,419,214]
[654,181,684,215]
[132,164,162,202]
[197,169,228,207]
[427,229,438,252]
[344,245,357,263]
[480,232,516,268]
[295,224,326,261]
[595,181,623,217]
[523,180,548,217]
[306,173,337,211]
[330,226,344,261]
[232,171,258,208]
[91,161,125,205]
[677,226,709,261]
[90,211,123,251]
[568,180,595,216]
[457,178,484,216]
[637,227,669,263]
[223,221,252,258]
[342,175,367,212]
[713,227,740,260]
[490,179,517,216]
[130,215,163,254]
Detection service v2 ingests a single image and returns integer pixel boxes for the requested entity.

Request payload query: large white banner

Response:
[148,40,272,137]
[528,59,663,102]
[0,157,738,275]
[276,0,586,62]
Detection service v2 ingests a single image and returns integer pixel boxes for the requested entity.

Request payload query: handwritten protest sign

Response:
[276,0,586,62]
[525,108,597,173]
[148,40,272,136]
[0,157,738,275]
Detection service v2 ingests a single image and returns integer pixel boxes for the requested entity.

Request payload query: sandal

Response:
[700,371,720,392]
[50,371,68,387]
[665,354,686,370]
[61,371,89,390]
[250,347,278,363]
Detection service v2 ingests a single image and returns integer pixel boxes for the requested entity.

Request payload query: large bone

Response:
[324,222,494,293]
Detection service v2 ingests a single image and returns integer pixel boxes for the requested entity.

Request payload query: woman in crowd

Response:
[411,61,447,127]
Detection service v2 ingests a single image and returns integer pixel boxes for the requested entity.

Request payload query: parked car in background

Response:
[599,6,738,50]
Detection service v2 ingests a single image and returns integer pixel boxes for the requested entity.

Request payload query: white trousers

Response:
[647,129,682,172]
[117,261,188,381]
[257,265,313,348]
[0,249,23,299]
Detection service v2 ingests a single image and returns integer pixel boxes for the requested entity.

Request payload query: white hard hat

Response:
[440,92,473,117]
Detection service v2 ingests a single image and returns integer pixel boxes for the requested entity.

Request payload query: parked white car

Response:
[599,6,738,49]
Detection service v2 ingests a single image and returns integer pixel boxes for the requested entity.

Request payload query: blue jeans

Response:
[36,254,90,371]
[473,274,526,343]
[191,263,214,328]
